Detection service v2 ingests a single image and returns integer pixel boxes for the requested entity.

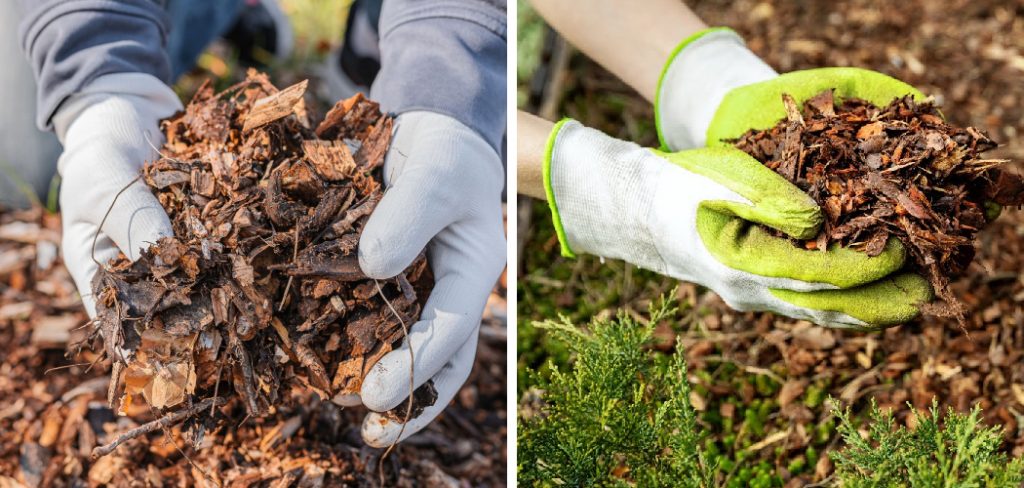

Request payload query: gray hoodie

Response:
[18,0,507,154]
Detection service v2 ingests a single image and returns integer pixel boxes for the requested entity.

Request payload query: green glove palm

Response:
[656,147,931,328]
[706,67,934,327]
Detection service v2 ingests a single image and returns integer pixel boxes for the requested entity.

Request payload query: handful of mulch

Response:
[85,71,434,451]
[733,89,1024,320]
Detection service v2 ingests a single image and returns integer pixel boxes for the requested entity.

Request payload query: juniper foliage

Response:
[517,294,715,487]
[832,399,1024,487]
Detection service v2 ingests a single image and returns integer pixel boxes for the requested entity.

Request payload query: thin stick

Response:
[91,397,224,459]
[82,352,106,374]
[92,174,143,267]
[375,279,414,486]
[92,131,181,269]
[210,361,225,418]
[278,224,300,311]
[43,362,92,375]
[147,403,221,487]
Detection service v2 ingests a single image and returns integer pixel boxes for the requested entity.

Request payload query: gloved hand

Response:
[654,28,924,150]
[334,111,506,447]
[543,119,932,329]
[53,73,182,317]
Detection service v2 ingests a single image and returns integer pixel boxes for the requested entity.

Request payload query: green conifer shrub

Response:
[517,295,715,487]
[832,399,1024,487]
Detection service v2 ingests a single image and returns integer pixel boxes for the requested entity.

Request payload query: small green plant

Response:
[0,160,42,209]
[832,399,1024,487]
[518,293,715,487]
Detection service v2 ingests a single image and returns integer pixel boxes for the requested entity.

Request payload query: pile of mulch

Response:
[87,70,436,448]
[0,206,508,486]
[733,90,1024,318]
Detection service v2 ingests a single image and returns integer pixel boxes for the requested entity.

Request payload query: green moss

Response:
[816,418,836,445]
[754,375,779,396]
[787,455,806,474]
[803,383,826,409]
[805,445,819,468]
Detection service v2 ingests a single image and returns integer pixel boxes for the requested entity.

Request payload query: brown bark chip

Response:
[733,90,1024,321]
[87,71,435,437]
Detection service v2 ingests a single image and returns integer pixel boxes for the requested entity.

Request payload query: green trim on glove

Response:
[696,208,907,288]
[652,147,822,240]
[543,118,577,258]
[654,26,736,151]
[707,67,926,146]
[770,273,932,329]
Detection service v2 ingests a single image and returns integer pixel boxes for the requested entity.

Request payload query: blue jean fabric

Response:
[164,0,245,79]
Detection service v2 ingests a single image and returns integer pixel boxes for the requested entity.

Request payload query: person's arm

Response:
[529,0,706,101]
[517,111,551,200]
[17,0,179,316]
[17,0,173,130]
[531,0,776,150]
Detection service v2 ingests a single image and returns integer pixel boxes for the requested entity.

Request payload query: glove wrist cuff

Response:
[544,120,663,264]
[542,119,577,257]
[654,27,777,151]
[54,73,182,144]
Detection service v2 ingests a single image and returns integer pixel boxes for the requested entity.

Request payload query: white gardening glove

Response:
[655,28,777,150]
[545,120,931,329]
[53,73,182,317]
[335,111,505,447]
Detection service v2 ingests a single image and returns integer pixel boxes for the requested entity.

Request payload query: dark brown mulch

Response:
[733,90,1024,319]
[0,206,507,486]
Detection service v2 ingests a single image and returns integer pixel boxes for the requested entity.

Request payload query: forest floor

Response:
[518,0,1024,485]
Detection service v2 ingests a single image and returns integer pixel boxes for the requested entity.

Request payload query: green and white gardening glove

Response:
[654,27,926,150]
[543,120,932,329]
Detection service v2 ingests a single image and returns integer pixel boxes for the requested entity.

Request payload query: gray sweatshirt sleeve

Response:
[370,0,506,154]
[17,0,171,131]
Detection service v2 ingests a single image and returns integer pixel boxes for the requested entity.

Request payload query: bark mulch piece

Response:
[0,206,508,487]
[733,90,1024,320]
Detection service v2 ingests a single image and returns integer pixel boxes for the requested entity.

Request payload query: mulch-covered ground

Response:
[519,0,1024,485]
[0,206,507,486]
